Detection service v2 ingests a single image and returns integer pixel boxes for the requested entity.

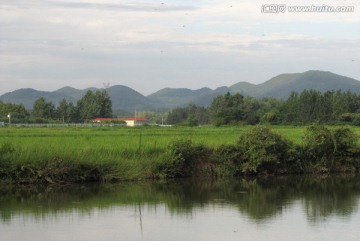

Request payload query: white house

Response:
[92,117,147,127]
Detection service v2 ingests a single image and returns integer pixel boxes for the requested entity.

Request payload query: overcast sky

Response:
[1,0,359,96]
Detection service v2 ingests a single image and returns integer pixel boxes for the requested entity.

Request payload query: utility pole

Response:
[7,113,11,127]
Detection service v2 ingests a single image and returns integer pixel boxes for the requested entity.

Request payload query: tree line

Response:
[1,89,360,125]
[0,90,112,123]
[166,90,360,126]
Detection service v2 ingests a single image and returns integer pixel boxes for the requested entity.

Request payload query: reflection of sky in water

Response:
[1,202,360,241]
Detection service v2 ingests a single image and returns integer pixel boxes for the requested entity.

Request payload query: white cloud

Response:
[0,0,359,95]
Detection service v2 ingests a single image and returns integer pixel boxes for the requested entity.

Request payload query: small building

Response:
[122,117,147,127]
[92,117,147,127]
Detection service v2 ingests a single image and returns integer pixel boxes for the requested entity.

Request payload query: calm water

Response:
[1,175,360,241]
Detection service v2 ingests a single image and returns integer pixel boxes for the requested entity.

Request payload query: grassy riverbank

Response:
[1,125,360,183]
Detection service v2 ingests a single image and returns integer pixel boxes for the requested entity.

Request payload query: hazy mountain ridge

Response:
[1,70,359,112]
[147,87,221,108]
[252,70,360,98]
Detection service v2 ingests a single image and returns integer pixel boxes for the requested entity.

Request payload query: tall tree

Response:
[77,90,112,121]
[166,104,210,126]
[56,99,77,123]
[210,92,245,126]
[32,97,55,119]
[0,101,29,123]
[97,90,112,118]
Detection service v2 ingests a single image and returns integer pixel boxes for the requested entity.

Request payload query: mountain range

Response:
[1,70,359,112]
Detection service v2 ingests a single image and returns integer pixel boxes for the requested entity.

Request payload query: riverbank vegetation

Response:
[1,125,359,184]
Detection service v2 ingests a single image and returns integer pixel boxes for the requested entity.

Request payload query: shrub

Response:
[333,127,360,167]
[301,124,360,172]
[353,116,360,126]
[237,125,292,174]
[154,139,210,178]
[0,142,15,180]
[302,124,335,166]
[213,144,242,176]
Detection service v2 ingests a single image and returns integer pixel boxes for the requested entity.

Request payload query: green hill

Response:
[1,70,359,111]
[238,70,360,98]
[107,85,160,112]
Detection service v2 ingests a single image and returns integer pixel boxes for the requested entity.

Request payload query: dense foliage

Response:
[236,125,293,174]
[279,90,360,124]
[77,90,112,121]
[166,90,360,126]
[166,104,209,126]
[156,124,360,178]
[0,101,29,123]
[0,90,112,123]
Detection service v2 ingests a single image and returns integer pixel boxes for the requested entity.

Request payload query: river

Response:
[1,175,360,241]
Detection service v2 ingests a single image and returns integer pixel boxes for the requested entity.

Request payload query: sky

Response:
[0,0,359,96]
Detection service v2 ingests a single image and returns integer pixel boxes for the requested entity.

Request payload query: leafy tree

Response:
[167,107,188,125]
[97,90,112,118]
[56,99,78,123]
[210,93,263,126]
[210,92,244,126]
[166,104,210,126]
[277,90,360,124]
[32,97,55,120]
[0,101,29,123]
[242,97,262,124]
[279,91,300,123]
[187,104,209,125]
[77,90,112,121]
[259,97,283,124]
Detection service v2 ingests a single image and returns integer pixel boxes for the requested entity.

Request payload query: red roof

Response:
[93,117,147,122]
[123,117,147,121]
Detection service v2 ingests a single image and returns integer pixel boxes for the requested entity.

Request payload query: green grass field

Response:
[1,125,359,183]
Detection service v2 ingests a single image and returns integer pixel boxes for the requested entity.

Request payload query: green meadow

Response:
[1,125,360,183]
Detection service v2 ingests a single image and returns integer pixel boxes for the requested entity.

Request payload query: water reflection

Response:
[1,175,359,223]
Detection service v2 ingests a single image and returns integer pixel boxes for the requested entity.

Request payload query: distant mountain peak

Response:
[56,86,76,90]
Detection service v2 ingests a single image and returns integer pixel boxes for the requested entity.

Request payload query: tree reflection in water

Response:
[0,175,359,223]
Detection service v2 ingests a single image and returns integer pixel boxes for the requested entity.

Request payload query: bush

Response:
[333,127,360,167]
[237,125,292,174]
[302,124,335,165]
[0,142,15,180]
[213,144,242,176]
[154,139,210,178]
[302,124,360,172]
[353,116,360,126]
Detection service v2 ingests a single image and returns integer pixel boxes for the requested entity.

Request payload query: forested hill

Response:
[229,70,360,98]
[1,70,359,111]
